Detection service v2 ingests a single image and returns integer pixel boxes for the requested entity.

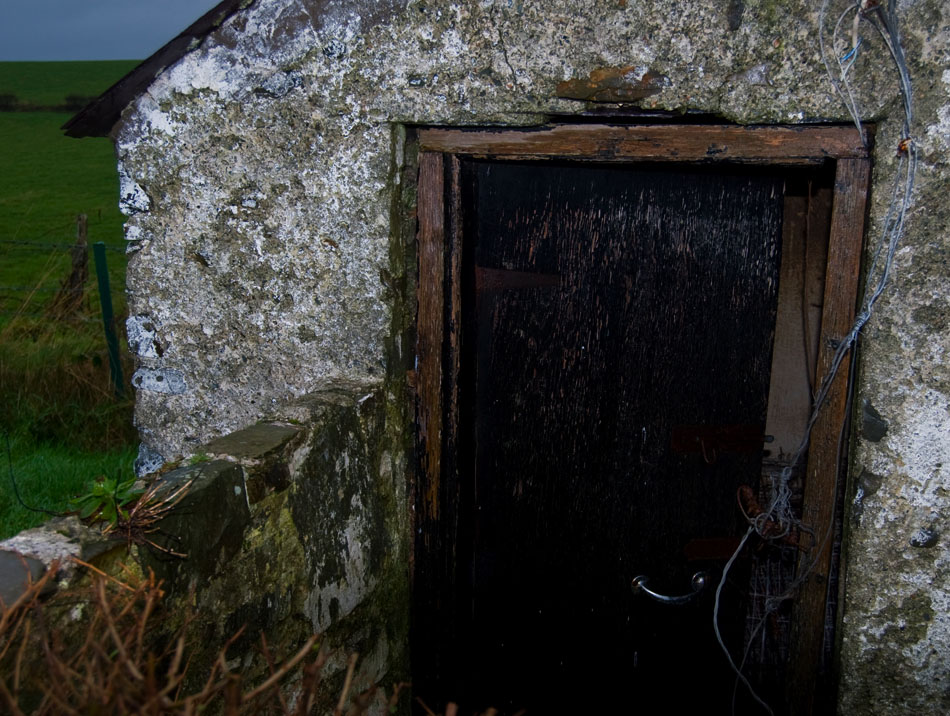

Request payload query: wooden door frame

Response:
[412,124,872,712]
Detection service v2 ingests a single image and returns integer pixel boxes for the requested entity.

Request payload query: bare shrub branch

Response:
[0,565,400,715]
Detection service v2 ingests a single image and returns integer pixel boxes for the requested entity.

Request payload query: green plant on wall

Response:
[70,473,142,526]
[187,452,211,465]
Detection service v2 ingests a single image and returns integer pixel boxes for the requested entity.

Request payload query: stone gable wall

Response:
[112,0,950,712]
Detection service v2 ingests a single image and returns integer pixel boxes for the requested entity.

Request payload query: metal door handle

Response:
[631,571,709,605]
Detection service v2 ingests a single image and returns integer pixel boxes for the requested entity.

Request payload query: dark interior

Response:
[414,157,837,715]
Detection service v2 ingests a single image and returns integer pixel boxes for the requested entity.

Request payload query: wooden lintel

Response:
[418,124,870,163]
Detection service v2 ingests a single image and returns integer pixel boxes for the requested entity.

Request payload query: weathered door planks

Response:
[466,159,784,711]
[413,125,872,714]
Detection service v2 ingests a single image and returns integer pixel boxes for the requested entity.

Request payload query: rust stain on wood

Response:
[556,66,671,102]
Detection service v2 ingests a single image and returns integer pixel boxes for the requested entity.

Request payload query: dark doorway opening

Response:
[411,125,871,715]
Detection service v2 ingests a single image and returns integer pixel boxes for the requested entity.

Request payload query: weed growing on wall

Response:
[69,472,142,524]
[0,436,136,539]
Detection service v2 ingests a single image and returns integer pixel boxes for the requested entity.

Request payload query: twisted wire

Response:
[713,1,918,711]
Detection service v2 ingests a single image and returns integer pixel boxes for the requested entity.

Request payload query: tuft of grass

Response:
[0,434,136,539]
[0,317,135,448]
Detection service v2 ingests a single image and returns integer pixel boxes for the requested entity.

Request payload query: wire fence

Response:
[0,223,127,321]
[1,215,127,397]
[0,238,124,253]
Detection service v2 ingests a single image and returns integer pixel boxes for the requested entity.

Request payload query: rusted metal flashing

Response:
[556,66,671,102]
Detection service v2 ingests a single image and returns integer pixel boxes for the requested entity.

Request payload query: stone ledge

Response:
[204,423,302,503]
[0,516,127,605]
[204,422,302,461]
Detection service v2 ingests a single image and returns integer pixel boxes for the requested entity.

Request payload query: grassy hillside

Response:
[0,61,138,538]
[0,111,127,317]
[0,60,138,109]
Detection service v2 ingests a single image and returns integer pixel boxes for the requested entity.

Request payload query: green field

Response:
[0,436,137,537]
[0,61,139,539]
[0,60,138,109]
[0,111,127,317]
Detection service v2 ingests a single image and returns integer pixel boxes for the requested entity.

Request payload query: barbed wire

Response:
[0,285,61,293]
[0,234,126,310]
[0,238,125,252]
[0,310,104,322]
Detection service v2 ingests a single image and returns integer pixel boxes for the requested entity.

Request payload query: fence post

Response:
[92,242,125,398]
[47,214,89,317]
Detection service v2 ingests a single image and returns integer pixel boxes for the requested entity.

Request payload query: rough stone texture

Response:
[134,442,166,477]
[0,515,132,622]
[144,460,252,588]
[109,0,950,712]
[146,388,409,709]
[0,516,124,582]
[0,551,50,606]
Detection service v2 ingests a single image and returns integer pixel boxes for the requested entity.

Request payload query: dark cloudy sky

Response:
[1,0,223,61]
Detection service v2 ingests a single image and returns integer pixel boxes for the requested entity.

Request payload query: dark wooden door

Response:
[414,125,871,716]
[458,160,784,713]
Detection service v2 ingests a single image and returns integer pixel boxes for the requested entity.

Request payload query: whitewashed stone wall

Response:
[112,1,950,711]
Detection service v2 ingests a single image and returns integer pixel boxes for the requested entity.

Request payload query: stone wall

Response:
[111,0,950,712]
[1,388,410,712]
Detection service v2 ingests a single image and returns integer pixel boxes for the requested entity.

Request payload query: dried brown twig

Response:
[0,565,401,715]
[106,476,196,557]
